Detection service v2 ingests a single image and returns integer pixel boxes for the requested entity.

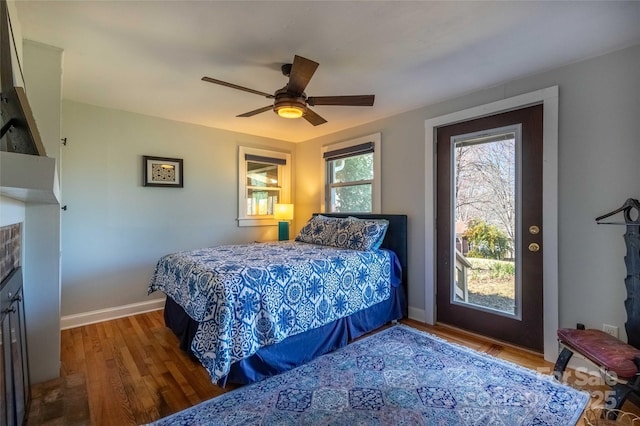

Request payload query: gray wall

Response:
[296,44,640,340]
[60,101,295,316]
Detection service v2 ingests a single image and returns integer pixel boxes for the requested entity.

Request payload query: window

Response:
[238,146,291,227]
[322,133,381,213]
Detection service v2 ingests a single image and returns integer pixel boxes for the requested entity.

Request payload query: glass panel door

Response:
[436,104,544,352]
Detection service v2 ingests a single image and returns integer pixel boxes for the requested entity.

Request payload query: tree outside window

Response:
[322,133,381,214]
[327,153,373,212]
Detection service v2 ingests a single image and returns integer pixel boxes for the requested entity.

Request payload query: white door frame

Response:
[424,86,559,362]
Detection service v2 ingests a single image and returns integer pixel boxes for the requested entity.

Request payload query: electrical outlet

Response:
[603,324,619,338]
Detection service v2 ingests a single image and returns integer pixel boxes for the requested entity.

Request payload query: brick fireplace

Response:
[0,222,21,283]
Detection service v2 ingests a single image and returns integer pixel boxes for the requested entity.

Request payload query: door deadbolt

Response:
[528,242,540,252]
[529,225,540,235]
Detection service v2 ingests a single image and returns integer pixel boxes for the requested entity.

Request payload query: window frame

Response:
[238,146,291,227]
[320,132,381,213]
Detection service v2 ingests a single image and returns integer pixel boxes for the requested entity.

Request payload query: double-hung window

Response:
[238,146,291,226]
[322,133,381,213]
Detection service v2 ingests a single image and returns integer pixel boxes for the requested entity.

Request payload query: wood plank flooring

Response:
[25,311,637,425]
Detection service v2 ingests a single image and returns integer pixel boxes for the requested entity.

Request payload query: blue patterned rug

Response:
[150,325,589,425]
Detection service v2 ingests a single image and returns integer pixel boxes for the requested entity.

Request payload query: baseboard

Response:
[60,297,166,330]
[408,306,427,323]
[61,302,426,331]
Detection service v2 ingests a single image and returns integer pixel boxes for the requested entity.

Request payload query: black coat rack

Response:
[596,198,640,349]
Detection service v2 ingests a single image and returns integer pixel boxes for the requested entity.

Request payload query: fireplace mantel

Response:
[0,150,59,204]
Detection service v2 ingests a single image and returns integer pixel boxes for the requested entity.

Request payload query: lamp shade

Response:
[274,203,294,221]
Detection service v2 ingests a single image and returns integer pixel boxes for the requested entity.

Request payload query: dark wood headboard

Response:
[313,213,408,293]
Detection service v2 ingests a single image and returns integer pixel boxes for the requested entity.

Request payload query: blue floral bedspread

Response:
[148,241,397,383]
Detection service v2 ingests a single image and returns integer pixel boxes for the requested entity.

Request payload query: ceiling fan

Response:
[201,55,375,126]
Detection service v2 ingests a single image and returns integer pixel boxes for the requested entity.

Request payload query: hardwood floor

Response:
[28,310,239,426]
[25,311,635,425]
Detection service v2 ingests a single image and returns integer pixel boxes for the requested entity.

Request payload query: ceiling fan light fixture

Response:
[274,90,307,119]
[276,106,304,119]
[202,55,374,126]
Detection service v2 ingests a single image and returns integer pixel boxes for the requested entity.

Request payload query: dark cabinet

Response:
[1,268,29,426]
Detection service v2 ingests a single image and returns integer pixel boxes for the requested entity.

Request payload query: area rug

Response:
[149,325,589,425]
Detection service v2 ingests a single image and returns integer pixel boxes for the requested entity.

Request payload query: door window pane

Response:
[453,130,518,315]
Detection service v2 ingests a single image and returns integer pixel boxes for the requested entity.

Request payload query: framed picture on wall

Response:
[143,156,183,187]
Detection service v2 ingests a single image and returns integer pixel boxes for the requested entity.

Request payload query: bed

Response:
[148,213,407,386]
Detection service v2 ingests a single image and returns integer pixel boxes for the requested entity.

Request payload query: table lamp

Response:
[274,203,294,241]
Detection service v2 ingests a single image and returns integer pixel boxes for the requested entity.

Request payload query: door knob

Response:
[528,242,540,252]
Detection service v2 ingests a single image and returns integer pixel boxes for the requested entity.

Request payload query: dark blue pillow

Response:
[294,215,340,245]
[328,217,389,251]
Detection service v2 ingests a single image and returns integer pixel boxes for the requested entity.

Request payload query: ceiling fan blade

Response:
[287,55,319,96]
[202,76,274,98]
[237,105,273,117]
[307,95,375,107]
[303,108,327,126]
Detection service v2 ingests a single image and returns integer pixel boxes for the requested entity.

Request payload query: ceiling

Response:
[14,1,640,143]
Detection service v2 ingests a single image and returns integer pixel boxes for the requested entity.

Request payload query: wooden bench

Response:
[554,327,640,415]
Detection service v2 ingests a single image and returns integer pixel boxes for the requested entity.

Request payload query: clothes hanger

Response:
[595,198,640,224]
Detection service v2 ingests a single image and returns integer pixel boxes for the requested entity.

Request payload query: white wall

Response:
[296,44,640,341]
[22,41,63,384]
[0,196,25,226]
[1,3,63,384]
[60,100,295,316]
